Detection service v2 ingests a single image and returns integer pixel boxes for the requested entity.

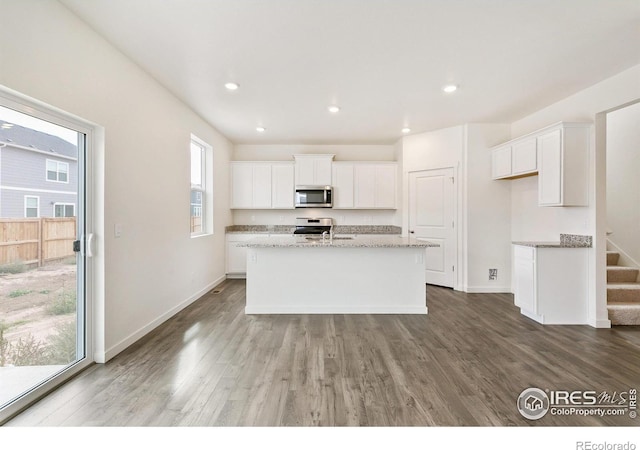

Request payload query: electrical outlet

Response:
[489,268,497,280]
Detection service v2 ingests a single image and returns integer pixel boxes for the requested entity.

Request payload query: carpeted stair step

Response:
[607,283,640,303]
[607,303,640,326]
[606,251,620,266]
[607,266,639,283]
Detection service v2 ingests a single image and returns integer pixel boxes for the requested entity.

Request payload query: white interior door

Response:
[409,168,456,287]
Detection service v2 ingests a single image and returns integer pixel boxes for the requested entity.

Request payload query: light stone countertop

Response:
[225,225,402,235]
[512,233,592,248]
[236,235,438,248]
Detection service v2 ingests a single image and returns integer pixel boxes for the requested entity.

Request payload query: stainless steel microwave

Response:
[295,185,333,208]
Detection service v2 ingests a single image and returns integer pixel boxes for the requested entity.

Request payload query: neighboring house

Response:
[0,121,78,219]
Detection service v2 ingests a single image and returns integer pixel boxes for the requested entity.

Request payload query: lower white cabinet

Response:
[227,234,264,277]
[512,245,588,324]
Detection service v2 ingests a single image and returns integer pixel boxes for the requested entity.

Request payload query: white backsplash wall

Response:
[232,209,401,227]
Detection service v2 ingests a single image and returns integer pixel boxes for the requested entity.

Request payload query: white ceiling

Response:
[59,0,640,144]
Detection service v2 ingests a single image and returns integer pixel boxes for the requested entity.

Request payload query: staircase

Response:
[607,250,640,325]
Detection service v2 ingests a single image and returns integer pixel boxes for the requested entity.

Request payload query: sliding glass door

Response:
[0,90,93,423]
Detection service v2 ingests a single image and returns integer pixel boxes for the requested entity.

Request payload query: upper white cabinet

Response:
[491,122,590,207]
[294,154,334,186]
[491,137,537,179]
[537,125,589,206]
[353,163,397,209]
[231,157,397,210]
[271,163,295,209]
[332,162,355,208]
[230,162,294,209]
[491,146,513,179]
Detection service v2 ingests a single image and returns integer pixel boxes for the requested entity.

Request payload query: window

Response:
[54,203,75,217]
[190,135,211,236]
[25,196,39,217]
[46,159,69,182]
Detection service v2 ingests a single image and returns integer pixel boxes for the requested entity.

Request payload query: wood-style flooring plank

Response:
[5,279,640,426]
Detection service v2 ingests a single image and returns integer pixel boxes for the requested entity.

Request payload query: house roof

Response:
[0,121,78,159]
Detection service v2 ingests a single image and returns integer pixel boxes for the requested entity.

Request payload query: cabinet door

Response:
[271,164,294,209]
[491,146,512,179]
[375,164,396,208]
[513,246,536,313]
[295,158,315,185]
[231,163,254,208]
[332,163,354,208]
[226,241,248,274]
[511,139,537,175]
[354,165,376,208]
[252,164,272,208]
[314,158,333,185]
[538,129,562,206]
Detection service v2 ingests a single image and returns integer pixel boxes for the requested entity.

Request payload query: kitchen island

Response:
[238,235,438,314]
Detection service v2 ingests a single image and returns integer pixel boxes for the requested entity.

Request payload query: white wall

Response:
[463,124,512,292]
[234,144,396,161]
[606,101,640,266]
[508,64,640,327]
[232,144,402,226]
[0,0,233,361]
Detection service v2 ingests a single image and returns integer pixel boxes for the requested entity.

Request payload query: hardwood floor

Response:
[6,280,640,426]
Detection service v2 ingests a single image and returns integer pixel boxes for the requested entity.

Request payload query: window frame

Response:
[190,134,212,237]
[24,195,40,218]
[53,202,76,217]
[46,158,70,183]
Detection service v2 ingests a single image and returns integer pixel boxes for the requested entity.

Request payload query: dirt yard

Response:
[0,263,77,347]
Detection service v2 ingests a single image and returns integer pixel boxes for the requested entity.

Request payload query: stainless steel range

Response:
[292,217,333,235]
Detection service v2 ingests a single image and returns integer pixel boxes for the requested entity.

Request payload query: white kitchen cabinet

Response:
[252,164,272,208]
[491,137,537,179]
[227,234,264,277]
[491,122,590,206]
[511,139,537,176]
[230,162,294,209]
[354,163,397,209]
[491,145,512,179]
[294,154,334,186]
[271,163,295,209]
[512,245,588,324]
[332,162,355,208]
[537,125,589,206]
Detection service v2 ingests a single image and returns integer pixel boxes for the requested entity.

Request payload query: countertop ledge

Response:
[513,234,592,248]
[237,236,438,248]
[226,225,402,235]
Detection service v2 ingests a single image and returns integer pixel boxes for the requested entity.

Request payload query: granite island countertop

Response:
[237,235,438,248]
[512,233,592,248]
[225,225,402,235]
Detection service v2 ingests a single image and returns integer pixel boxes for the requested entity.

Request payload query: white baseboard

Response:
[98,275,226,363]
[463,285,512,293]
[590,318,612,328]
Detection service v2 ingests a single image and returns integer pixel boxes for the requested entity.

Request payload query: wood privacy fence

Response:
[0,217,76,267]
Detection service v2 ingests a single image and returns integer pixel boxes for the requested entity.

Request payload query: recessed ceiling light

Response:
[256,126,266,132]
[225,82,239,91]
[328,105,340,113]
[443,85,458,93]
[402,127,411,134]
